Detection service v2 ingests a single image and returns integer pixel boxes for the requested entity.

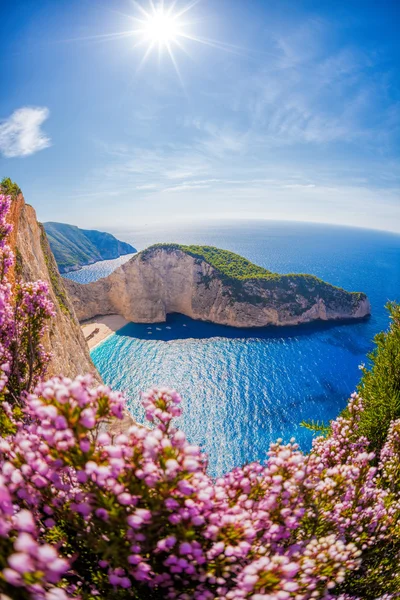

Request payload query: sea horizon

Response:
[104,217,400,249]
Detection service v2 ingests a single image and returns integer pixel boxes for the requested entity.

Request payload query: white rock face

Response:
[64,247,371,328]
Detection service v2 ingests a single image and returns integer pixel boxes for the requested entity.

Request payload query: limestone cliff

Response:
[64,244,371,327]
[8,192,100,381]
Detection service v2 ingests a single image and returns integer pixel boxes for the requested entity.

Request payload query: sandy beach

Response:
[81,315,129,350]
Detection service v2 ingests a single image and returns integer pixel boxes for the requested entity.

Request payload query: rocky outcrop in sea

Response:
[64,244,371,327]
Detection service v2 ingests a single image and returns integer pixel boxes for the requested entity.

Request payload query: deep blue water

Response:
[69,221,400,476]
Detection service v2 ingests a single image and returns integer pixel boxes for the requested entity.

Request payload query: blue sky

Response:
[0,0,399,232]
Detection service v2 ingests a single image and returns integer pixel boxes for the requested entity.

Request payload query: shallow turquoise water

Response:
[84,221,400,476]
[63,253,136,283]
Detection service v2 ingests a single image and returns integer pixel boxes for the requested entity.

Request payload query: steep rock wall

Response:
[65,247,371,328]
[8,193,100,381]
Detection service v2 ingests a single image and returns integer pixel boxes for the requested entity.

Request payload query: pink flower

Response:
[3,568,22,586]
[80,408,96,429]
[13,510,35,533]
[118,492,132,505]
[14,533,37,554]
[8,553,34,573]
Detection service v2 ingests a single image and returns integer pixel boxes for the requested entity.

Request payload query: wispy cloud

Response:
[136,183,158,190]
[179,118,250,159]
[162,183,211,193]
[227,21,399,149]
[165,170,197,180]
[59,12,398,233]
[0,107,51,158]
[283,183,316,189]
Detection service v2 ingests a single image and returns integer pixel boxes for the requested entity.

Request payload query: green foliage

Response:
[143,244,366,309]
[338,539,400,599]
[0,177,21,198]
[298,303,400,598]
[322,302,400,598]
[353,302,400,453]
[43,222,136,273]
[300,419,331,436]
[303,303,400,447]
[15,248,23,277]
[146,244,274,280]
[0,405,23,437]
[82,228,136,260]
[39,225,71,315]
[143,244,362,290]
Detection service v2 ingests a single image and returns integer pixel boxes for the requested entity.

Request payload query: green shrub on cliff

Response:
[143,244,366,307]
[303,302,400,454]
[144,243,273,279]
[355,302,400,452]
[0,177,21,198]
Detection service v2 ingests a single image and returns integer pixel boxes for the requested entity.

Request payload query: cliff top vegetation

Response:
[0,177,21,198]
[355,301,400,450]
[44,221,136,273]
[147,244,274,279]
[143,243,366,300]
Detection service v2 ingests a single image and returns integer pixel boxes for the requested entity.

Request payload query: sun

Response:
[140,7,183,47]
[70,1,240,84]
[128,1,202,83]
[133,1,194,64]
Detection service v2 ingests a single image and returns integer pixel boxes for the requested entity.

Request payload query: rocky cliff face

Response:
[8,193,100,381]
[64,245,371,327]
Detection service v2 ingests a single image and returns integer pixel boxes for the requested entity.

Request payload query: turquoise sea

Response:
[65,221,400,476]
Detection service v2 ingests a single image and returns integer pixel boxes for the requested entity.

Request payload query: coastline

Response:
[81,315,129,350]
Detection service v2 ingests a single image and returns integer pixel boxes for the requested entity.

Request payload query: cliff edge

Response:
[7,191,100,380]
[64,244,371,327]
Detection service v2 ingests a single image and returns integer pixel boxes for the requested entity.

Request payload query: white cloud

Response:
[221,20,396,150]
[0,107,51,158]
[136,183,158,190]
[184,119,248,158]
[283,183,316,189]
[101,147,210,182]
[165,170,196,180]
[162,183,211,193]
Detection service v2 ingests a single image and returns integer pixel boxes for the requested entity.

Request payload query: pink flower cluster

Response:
[0,194,14,394]
[0,194,55,402]
[1,378,399,600]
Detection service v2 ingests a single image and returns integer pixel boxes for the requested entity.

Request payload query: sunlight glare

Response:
[128,1,242,82]
[141,8,182,46]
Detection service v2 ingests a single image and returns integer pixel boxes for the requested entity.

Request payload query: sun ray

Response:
[173,37,192,59]
[173,0,202,20]
[166,42,187,94]
[136,39,157,71]
[129,0,154,20]
[128,1,246,65]
[165,0,178,16]
[45,0,252,79]
[178,32,246,55]
[58,1,245,84]
[130,1,193,65]
[148,0,158,16]
[57,30,139,44]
